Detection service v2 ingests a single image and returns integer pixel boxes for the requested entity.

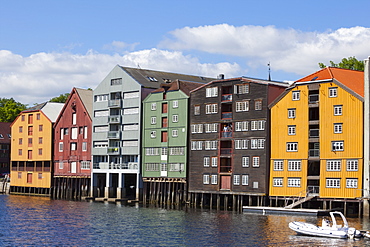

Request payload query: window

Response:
[346,178,358,188]
[194,105,200,115]
[19,126,23,133]
[236,101,249,112]
[38,137,42,144]
[191,141,203,150]
[151,117,156,125]
[94,110,109,117]
[287,142,298,152]
[326,178,340,188]
[288,160,301,171]
[203,174,210,184]
[94,94,108,102]
[94,126,108,132]
[151,103,157,110]
[254,99,262,110]
[21,115,25,121]
[172,115,178,123]
[250,139,257,149]
[151,131,157,139]
[123,108,139,115]
[242,175,249,185]
[81,161,90,170]
[233,175,240,185]
[59,142,63,152]
[347,160,358,171]
[211,174,218,184]
[124,91,139,99]
[204,157,210,167]
[82,142,87,151]
[169,163,184,172]
[71,142,77,151]
[257,139,265,149]
[235,140,241,149]
[242,140,249,149]
[273,178,283,187]
[84,126,88,139]
[288,108,296,118]
[251,121,257,131]
[205,141,218,150]
[234,84,249,94]
[172,130,178,137]
[72,113,76,125]
[211,157,218,167]
[28,114,33,124]
[146,148,159,155]
[38,148,42,155]
[39,125,43,132]
[206,104,218,114]
[162,117,168,128]
[329,87,338,97]
[288,178,301,187]
[28,138,32,147]
[206,87,218,97]
[204,123,217,133]
[19,138,23,145]
[36,113,40,120]
[327,160,341,171]
[28,150,32,159]
[334,105,342,116]
[257,120,265,130]
[242,156,250,167]
[334,123,342,134]
[146,163,159,171]
[173,100,178,108]
[59,161,64,169]
[191,124,203,133]
[274,160,283,171]
[111,78,122,85]
[288,125,296,135]
[252,156,260,167]
[292,91,300,100]
[18,149,22,155]
[71,127,78,139]
[169,147,184,155]
[332,141,344,151]
[28,126,33,135]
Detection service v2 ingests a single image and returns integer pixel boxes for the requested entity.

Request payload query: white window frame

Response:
[194,105,200,115]
[332,141,344,151]
[59,142,63,152]
[206,104,218,114]
[288,125,296,135]
[242,175,249,185]
[173,100,178,108]
[211,174,218,185]
[334,123,342,134]
[236,101,249,112]
[204,157,210,167]
[346,178,358,188]
[150,131,156,138]
[151,117,156,125]
[334,105,343,116]
[292,91,300,101]
[252,156,260,167]
[286,142,298,152]
[254,99,262,110]
[288,160,301,171]
[273,160,283,171]
[329,87,338,98]
[327,160,341,171]
[287,178,301,187]
[347,160,358,171]
[151,103,157,110]
[206,87,218,97]
[203,174,210,184]
[242,156,250,167]
[288,108,296,118]
[273,178,283,187]
[326,178,340,188]
[234,84,249,94]
[211,157,218,167]
[172,129,178,137]
[233,175,240,185]
[172,115,178,123]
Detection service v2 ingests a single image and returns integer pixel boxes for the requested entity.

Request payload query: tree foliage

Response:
[0,98,27,122]
[319,56,364,71]
[49,93,69,103]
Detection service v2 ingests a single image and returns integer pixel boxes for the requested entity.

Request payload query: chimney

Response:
[217,74,225,80]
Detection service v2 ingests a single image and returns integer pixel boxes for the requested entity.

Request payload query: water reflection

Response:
[0,195,369,246]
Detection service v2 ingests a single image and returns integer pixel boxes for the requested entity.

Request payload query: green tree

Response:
[49,93,69,103]
[0,98,27,122]
[319,56,364,71]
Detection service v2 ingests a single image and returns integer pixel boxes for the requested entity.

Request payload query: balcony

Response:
[221,131,232,138]
[221,112,232,119]
[309,129,319,138]
[308,149,320,157]
[309,94,319,103]
[94,162,139,170]
[107,131,120,139]
[108,115,121,124]
[107,147,120,154]
[220,148,232,155]
[108,99,121,108]
[221,94,232,102]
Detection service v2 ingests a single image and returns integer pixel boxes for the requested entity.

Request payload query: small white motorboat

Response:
[289,211,362,239]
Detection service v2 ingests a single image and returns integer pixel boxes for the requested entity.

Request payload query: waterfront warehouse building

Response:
[269,67,364,214]
[141,80,208,205]
[0,122,11,176]
[10,102,64,195]
[53,88,93,200]
[92,65,213,201]
[188,77,288,209]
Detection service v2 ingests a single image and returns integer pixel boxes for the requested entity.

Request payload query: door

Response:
[220,175,231,190]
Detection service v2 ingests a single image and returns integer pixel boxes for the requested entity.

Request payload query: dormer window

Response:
[147,76,158,82]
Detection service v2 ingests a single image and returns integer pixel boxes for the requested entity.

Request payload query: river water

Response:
[1,195,370,246]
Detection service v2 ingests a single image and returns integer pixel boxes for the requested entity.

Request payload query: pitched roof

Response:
[75,88,93,118]
[296,67,364,97]
[120,66,215,88]
[23,102,64,122]
[0,122,11,144]
[151,80,204,96]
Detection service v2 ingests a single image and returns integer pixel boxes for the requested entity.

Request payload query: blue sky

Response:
[1,0,370,105]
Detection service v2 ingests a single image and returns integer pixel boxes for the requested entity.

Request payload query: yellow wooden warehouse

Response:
[10,102,63,195]
[269,67,364,215]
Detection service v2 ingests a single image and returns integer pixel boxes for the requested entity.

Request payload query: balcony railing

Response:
[107,147,120,154]
[308,185,320,194]
[108,99,121,108]
[220,148,232,155]
[108,115,121,124]
[221,112,232,119]
[221,131,232,138]
[309,94,319,103]
[221,94,232,102]
[107,131,120,139]
[309,129,319,138]
[93,162,138,170]
[308,149,320,157]
[220,166,232,173]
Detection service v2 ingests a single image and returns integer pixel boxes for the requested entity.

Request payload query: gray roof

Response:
[25,102,64,123]
[75,88,93,118]
[120,66,215,88]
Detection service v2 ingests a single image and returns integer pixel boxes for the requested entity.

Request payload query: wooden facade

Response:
[52,88,93,200]
[188,77,287,208]
[269,67,364,213]
[10,102,64,195]
[0,122,11,175]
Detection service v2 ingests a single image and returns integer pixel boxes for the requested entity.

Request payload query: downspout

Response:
[363,56,370,216]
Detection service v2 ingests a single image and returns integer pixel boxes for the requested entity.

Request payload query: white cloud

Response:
[103,41,140,53]
[160,24,370,75]
[0,49,240,105]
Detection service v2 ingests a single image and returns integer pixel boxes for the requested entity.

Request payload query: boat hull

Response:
[289,221,348,239]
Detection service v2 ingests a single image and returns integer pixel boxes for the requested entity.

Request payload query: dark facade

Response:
[53,88,93,199]
[188,77,287,206]
[0,122,11,175]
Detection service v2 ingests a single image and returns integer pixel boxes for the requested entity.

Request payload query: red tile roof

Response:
[296,67,364,97]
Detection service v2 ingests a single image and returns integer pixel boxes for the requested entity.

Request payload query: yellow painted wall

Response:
[10,171,52,188]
